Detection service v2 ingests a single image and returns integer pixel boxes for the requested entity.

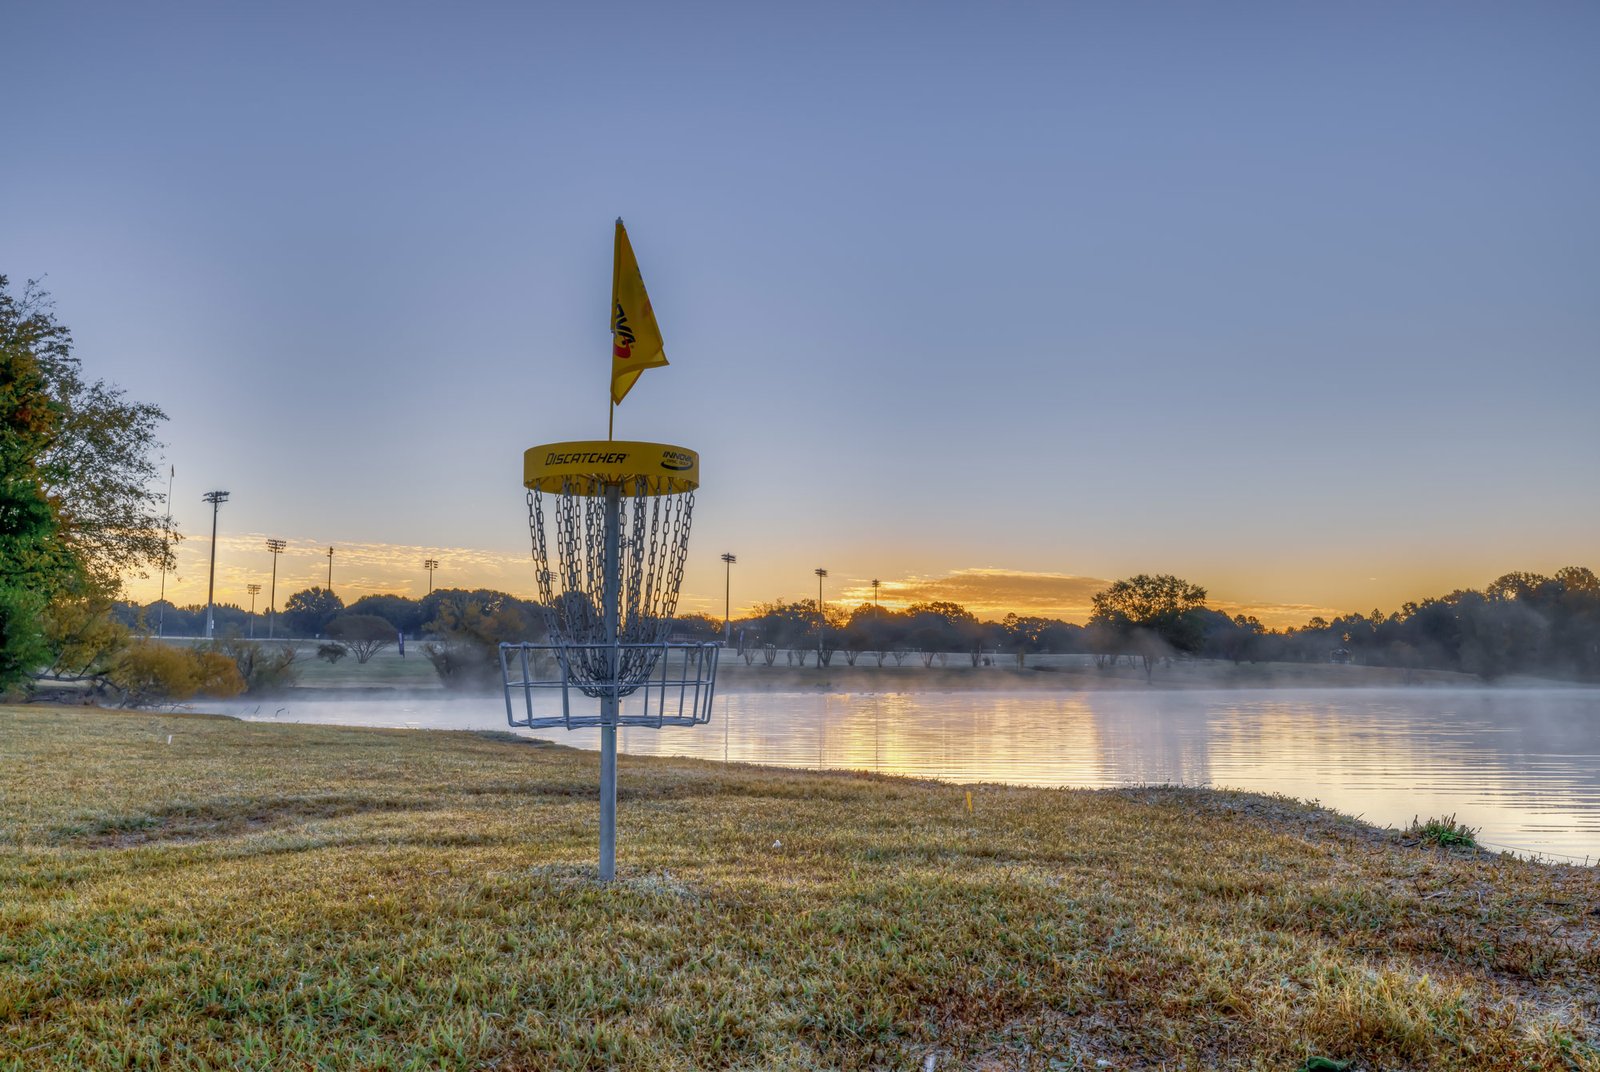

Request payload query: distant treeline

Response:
[116,565,1600,682]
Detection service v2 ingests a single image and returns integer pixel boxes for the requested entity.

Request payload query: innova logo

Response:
[660,450,694,472]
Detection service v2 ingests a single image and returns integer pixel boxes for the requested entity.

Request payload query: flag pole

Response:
[609,217,622,442]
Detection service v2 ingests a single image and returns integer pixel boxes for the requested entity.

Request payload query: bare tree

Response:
[325,614,396,664]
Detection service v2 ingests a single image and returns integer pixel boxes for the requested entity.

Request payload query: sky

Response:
[3,1,1596,629]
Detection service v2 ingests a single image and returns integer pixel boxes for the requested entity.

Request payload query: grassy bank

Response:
[2,706,1596,1071]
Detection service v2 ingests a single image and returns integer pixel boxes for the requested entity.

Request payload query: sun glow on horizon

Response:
[123,541,1345,631]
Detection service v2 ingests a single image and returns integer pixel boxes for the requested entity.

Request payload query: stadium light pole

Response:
[157,466,174,638]
[266,538,286,639]
[326,546,334,592]
[201,491,230,639]
[424,558,439,594]
[871,578,881,609]
[814,568,828,661]
[247,583,261,639]
[721,553,736,643]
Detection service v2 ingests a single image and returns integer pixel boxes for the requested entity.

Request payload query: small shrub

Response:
[422,640,499,690]
[107,642,246,706]
[317,642,349,664]
[192,650,246,696]
[218,638,299,693]
[1407,813,1478,848]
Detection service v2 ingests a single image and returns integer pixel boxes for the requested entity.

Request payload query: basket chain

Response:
[524,476,696,697]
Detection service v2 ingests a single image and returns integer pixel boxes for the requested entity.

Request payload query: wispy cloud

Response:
[124,540,1345,631]
[839,568,1111,620]
[121,533,533,607]
[834,568,1340,630]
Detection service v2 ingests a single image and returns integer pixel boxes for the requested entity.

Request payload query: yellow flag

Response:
[611,219,668,405]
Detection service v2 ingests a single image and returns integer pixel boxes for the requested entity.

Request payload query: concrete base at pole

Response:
[599,719,617,882]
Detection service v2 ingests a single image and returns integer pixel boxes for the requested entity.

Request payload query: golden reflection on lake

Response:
[225,687,1600,863]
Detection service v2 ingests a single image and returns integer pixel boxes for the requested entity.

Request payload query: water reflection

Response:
[216,687,1600,863]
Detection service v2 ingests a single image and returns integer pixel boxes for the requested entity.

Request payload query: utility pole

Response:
[247,583,261,639]
[720,553,736,643]
[814,568,828,662]
[266,538,286,639]
[424,558,439,594]
[201,491,230,639]
[326,546,334,592]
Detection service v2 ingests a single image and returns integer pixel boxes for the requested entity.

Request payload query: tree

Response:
[325,613,397,663]
[282,587,345,636]
[4,279,174,590]
[740,599,817,652]
[671,613,721,642]
[905,601,980,662]
[422,590,541,689]
[1089,574,1208,680]
[0,278,80,690]
[2,277,174,693]
[1001,614,1053,667]
[346,593,426,635]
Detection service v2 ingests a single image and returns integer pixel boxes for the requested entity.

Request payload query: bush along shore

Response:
[2,705,1596,1071]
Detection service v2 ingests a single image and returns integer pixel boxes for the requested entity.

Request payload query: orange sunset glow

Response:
[126,534,1417,632]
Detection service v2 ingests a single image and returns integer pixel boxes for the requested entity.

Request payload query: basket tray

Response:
[498,641,719,730]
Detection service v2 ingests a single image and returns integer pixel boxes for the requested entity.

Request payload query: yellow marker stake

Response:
[965,791,973,814]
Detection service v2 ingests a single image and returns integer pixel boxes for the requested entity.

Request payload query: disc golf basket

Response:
[500,440,719,880]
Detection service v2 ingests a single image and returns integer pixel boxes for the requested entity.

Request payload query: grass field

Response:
[2,705,1596,1070]
[181,635,1498,695]
[285,642,442,691]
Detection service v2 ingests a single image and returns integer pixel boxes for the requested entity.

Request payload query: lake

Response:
[216,686,1600,864]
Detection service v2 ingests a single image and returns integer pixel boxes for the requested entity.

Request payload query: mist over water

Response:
[216,687,1600,863]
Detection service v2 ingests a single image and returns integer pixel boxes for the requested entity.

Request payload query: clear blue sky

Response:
[4,1,1596,624]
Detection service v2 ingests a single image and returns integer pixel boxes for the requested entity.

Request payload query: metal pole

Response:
[206,502,218,638]
[267,538,285,639]
[599,483,621,881]
[721,552,736,643]
[157,467,172,638]
[326,546,334,591]
[815,568,828,661]
[202,491,228,639]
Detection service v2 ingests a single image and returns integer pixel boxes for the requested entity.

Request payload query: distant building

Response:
[1330,648,1352,665]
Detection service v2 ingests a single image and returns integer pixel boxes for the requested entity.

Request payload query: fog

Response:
[209,685,1600,864]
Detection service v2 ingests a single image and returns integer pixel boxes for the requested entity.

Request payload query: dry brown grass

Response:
[2,703,1595,1071]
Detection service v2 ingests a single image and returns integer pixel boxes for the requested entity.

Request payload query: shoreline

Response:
[3,703,1596,1068]
[282,659,1574,699]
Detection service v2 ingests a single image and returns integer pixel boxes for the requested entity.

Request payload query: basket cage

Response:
[502,473,715,729]
[500,640,719,730]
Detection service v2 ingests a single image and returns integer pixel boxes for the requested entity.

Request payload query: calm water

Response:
[216,687,1600,863]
